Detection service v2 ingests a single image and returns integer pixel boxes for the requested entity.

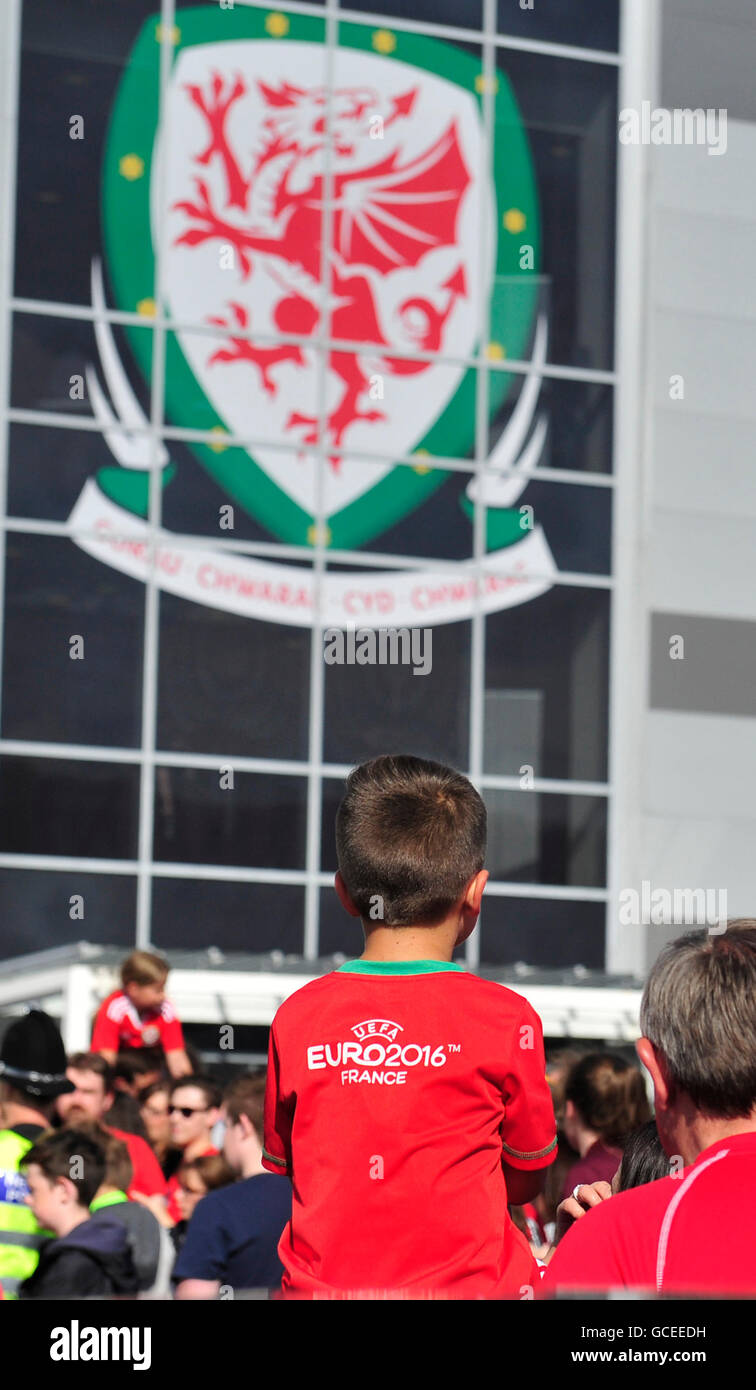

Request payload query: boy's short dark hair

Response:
[169,1074,222,1109]
[23,1128,106,1209]
[335,754,487,926]
[223,1071,267,1142]
[73,1121,134,1194]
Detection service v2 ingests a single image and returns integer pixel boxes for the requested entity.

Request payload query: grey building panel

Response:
[661,0,756,124]
[650,611,756,716]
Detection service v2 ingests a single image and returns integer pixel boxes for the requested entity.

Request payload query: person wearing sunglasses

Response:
[162,1077,222,1224]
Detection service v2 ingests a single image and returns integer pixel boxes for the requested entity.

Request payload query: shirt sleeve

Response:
[91,995,120,1052]
[173,1193,228,1283]
[126,1136,168,1199]
[159,1001,185,1052]
[262,1015,294,1177]
[498,997,558,1171]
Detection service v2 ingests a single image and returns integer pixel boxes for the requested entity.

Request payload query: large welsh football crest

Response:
[69,6,556,626]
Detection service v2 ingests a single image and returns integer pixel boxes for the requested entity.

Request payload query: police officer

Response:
[0,1010,75,1297]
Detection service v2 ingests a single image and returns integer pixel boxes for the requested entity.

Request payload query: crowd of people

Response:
[0,755,754,1299]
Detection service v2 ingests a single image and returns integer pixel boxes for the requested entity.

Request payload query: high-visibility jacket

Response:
[0,1128,47,1297]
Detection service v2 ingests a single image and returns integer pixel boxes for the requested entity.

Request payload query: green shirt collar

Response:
[90,1189,129,1211]
[336,959,465,976]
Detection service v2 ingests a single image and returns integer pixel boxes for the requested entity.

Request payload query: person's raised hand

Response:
[554,1180,613,1245]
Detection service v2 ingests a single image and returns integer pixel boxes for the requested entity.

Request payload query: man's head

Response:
[140,1081,172,1149]
[121,950,169,1014]
[221,1073,266,1174]
[56,1052,114,1125]
[334,754,487,930]
[23,1128,106,1233]
[168,1075,221,1153]
[637,920,756,1155]
[0,1009,75,1119]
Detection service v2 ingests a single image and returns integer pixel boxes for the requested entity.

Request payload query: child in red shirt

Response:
[264,754,557,1298]
[91,951,191,1081]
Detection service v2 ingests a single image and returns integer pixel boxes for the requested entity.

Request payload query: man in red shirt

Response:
[264,755,557,1298]
[164,1077,222,1223]
[56,1052,167,1204]
[543,919,756,1296]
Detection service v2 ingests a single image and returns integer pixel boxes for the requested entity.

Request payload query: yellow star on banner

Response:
[307,523,332,547]
[265,12,290,37]
[373,29,397,54]
[474,74,499,95]
[136,298,156,318]
[412,449,432,474]
[155,23,180,45]
[485,342,506,361]
[208,427,229,453]
[119,154,144,181]
[503,208,526,234]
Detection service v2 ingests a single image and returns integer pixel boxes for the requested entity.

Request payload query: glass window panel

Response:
[17,3,157,306]
[487,374,613,476]
[485,789,607,887]
[477,894,606,969]
[0,756,140,860]
[8,311,155,524]
[483,479,612,577]
[484,587,609,782]
[2,533,145,747]
[333,461,475,564]
[0,867,136,960]
[496,0,620,52]
[153,768,307,869]
[151,877,305,955]
[492,50,617,371]
[322,617,471,767]
[157,587,311,760]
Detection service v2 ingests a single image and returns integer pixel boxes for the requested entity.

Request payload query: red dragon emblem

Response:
[172,74,471,470]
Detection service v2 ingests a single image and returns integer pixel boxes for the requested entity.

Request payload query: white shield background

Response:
[155,41,493,519]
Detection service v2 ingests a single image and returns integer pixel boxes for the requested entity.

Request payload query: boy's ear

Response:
[334,871,361,918]
[464,869,488,914]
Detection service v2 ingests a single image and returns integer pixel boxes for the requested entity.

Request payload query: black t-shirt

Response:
[172,1174,291,1293]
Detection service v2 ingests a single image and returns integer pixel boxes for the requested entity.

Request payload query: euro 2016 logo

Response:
[307,1018,458,1085]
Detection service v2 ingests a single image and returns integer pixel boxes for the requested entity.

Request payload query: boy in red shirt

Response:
[263,754,557,1298]
[92,950,191,1080]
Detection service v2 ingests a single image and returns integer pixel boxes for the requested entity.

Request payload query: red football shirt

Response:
[91,989,184,1054]
[107,1126,167,1202]
[542,1130,756,1295]
[263,960,557,1298]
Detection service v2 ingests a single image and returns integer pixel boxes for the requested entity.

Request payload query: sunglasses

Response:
[169,1104,209,1118]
